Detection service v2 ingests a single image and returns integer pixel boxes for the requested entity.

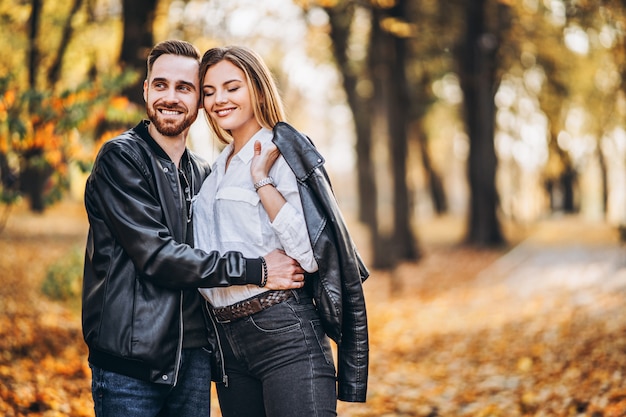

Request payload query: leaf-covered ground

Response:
[1,202,625,417]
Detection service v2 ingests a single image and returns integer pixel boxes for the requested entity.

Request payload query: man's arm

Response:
[86,141,303,290]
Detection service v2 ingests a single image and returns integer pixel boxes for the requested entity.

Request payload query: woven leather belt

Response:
[211,290,294,322]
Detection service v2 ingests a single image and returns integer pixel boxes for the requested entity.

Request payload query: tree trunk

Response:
[120,0,158,105]
[597,143,608,215]
[414,120,448,214]
[325,3,377,225]
[324,4,380,264]
[369,8,398,269]
[367,4,419,268]
[403,2,448,216]
[387,0,419,261]
[47,0,85,88]
[559,165,578,212]
[19,151,53,213]
[311,2,421,268]
[458,0,505,246]
[28,0,43,90]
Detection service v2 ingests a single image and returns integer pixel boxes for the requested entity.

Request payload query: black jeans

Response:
[215,290,337,417]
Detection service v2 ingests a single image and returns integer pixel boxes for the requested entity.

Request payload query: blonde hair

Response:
[200,46,285,144]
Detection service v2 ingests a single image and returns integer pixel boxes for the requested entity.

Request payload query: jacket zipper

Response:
[172,291,184,386]
[171,158,194,386]
[177,165,191,230]
[206,300,228,387]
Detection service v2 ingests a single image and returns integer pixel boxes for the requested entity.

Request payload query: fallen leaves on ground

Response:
[1,203,625,417]
[0,202,92,417]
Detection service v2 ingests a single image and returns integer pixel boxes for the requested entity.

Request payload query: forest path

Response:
[340,216,626,416]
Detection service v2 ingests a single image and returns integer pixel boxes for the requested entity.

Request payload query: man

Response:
[82,39,304,417]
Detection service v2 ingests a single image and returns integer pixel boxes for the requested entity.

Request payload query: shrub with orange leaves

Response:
[0,73,141,212]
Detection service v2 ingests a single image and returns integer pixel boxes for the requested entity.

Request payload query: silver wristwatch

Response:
[253,176,275,190]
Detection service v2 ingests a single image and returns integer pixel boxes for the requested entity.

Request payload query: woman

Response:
[193,45,369,417]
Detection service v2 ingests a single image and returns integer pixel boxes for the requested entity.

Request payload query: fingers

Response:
[251,141,276,180]
[253,141,277,158]
[289,274,305,289]
[262,251,306,290]
[263,272,306,290]
[289,273,305,291]
[265,278,304,291]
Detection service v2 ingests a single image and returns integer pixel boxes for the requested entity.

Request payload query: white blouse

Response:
[193,127,318,308]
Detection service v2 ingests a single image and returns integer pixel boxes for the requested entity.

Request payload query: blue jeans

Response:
[215,290,337,417]
[90,348,212,417]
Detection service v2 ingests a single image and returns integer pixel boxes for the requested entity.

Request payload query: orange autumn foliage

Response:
[0,74,141,210]
[1,203,626,417]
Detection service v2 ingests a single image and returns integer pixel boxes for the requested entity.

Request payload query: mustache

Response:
[157,102,186,112]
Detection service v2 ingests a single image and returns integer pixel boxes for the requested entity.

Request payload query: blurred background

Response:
[4,1,626,416]
[2,0,625,270]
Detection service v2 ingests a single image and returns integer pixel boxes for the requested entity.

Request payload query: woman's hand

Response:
[250,140,286,222]
[251,141,280,183]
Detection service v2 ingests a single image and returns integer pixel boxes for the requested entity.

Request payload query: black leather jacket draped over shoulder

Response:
[272,122,370,402]
[82,121,262,386]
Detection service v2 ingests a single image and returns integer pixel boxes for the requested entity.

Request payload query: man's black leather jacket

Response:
[273,122,370,402]
[82,121,263,386]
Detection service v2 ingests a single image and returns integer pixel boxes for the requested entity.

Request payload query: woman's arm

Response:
[250,140,286,222]
[250,140,318,273]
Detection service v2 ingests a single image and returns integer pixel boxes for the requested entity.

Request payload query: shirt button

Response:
[162,375,168,381]
[163,167,169,173]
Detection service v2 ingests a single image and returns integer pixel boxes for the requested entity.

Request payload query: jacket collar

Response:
[134,120,189,166]
[272,122,324,181]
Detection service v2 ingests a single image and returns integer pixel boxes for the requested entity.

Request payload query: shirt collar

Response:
[235,128,273,164]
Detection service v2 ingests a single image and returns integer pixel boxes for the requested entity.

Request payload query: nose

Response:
[214,89,228,104]
[164,86,180,103]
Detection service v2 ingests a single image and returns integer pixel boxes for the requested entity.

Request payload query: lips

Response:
[215,107,235,117]
[157,105,185,116]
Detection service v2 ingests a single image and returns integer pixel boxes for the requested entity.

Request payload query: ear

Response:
[143,79,148,102]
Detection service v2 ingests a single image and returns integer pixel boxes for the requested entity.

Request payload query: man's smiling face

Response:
[143,54,200,137]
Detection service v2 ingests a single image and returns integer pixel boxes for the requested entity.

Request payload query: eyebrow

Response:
[152,77,198,91]
[179,80,197,91]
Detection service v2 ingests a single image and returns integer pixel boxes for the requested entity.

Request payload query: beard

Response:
[146,104,198,137]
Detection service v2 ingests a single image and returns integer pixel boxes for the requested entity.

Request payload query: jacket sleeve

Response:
[313,168,369,403]
[272,122,369,401]
[85,141,262,289]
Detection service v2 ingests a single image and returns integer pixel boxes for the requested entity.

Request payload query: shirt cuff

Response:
[271,202,296,230]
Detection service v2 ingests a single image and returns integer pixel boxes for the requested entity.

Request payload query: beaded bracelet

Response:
[259,257,268,287]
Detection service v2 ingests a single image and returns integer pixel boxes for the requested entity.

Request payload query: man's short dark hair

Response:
[146,40,200,79]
